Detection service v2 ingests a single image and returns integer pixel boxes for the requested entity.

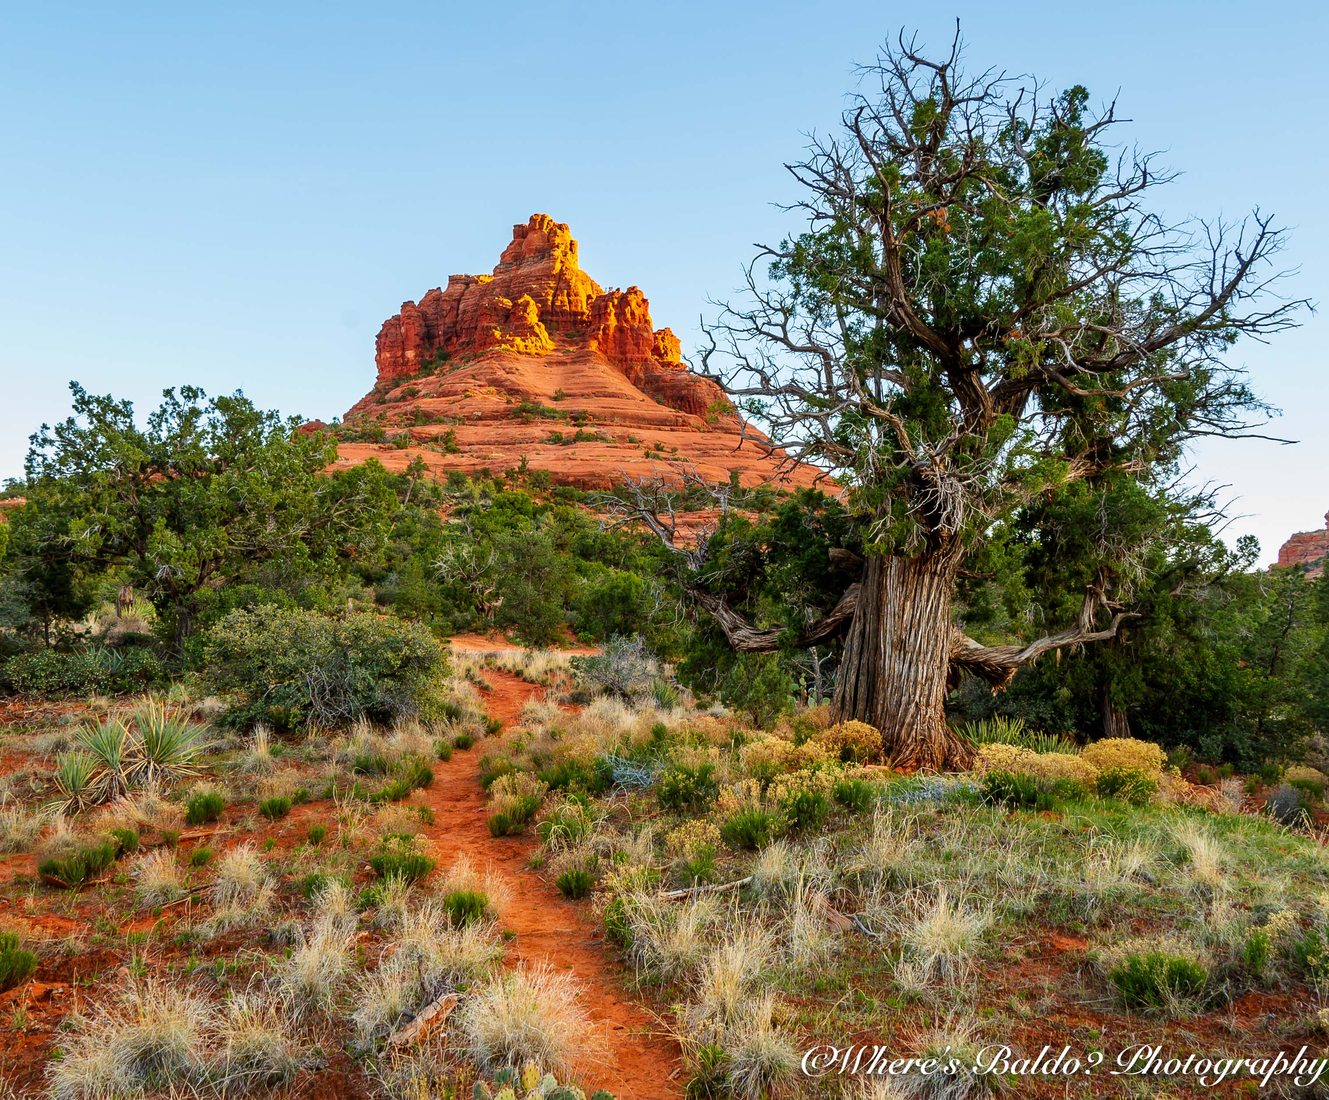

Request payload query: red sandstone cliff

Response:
[1277,512,1329,579]
[338,215,820,492]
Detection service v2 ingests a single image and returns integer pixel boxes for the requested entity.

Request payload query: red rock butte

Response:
[1276,511,1329,579]
[333,214,821,491]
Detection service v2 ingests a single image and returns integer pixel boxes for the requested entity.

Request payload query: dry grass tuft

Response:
[458,963,591,1076]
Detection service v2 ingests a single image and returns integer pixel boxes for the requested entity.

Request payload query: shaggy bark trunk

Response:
[1101,690,1130,740]
[832,549,973,770]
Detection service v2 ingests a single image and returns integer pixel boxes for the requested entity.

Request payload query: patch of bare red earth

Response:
[423,669,682,1099]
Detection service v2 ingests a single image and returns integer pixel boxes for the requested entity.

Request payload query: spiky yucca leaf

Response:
[49,750,103,816]
[77,716,132,801]
[125,702,208,788]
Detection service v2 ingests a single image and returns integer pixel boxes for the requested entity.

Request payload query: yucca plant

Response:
[49,751,104,816]
[125,702,208,788]
[960,715,1078,755]
[77,716,133,802]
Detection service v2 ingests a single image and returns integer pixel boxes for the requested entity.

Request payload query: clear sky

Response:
[2,1,1325,561]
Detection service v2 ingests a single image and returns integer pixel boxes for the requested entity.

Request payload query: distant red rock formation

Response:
[368,214,724,420]
[1277,512,1329,579]
[339,215,820,493]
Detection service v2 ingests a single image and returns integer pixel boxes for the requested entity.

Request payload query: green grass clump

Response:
[1095,768,1157,806]
[1108,951,1208,1011]
[453,733,476,751]
[306,823,328,846]
[434,739,453,761]
[656,763,719,812]
[556,867,595,899]
[369,838,436,883]
[719,809,775,851]
[184,790,225,825]
[833,777,874,813]
[188,846,215,868]
[0,931,37,991]
[259,795,293,821]
[108,827,139,855]
[353,752,391,776]
[442,889,490,926]
[37,840,119,887]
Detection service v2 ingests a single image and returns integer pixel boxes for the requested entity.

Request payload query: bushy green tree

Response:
[18,384,401,653]
[638,31,1303,766]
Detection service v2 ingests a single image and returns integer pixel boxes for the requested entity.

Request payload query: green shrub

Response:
[572,635,658,700]
[37,840,119,887]
[720,809,775,851]
[302,871,351,897]
[1095,767,1157,806]
[962,715,1077,755]
[454,733,476,751]
[259,795,293,821]
[833,777,874,813]
[1108,951,1208,1011]
[2,646,162,698]
[307,824,328,846]
[442,889,489,927]
[537,803,595,848]
[0,932,37,991]
[1293,928,1329,979]
[189,846,215,868]
[656,763,719,812]
[202,606,450,729]
[369,838,435,883]
[108,827,139,855]
[779,788,831,832]
[434,739,453,761]
[486,812,516,837]
[353,752,391,776]
[1242,929,1271,977]
[185,790,225,826]
[981,770,1041,809]
[556,867,595,899]
[540,757,613,795]
[603,894,633,949]
[679,846,717,885]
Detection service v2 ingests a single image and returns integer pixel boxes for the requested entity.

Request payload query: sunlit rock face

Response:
[339,214,821,492]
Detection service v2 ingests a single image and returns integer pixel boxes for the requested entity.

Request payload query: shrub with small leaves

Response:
[720,809,776,851]
[556,866,595,900]
[656,763,719,812]
[185,790,225,826]
[1095,767,1158,806]
[0,931,37,991]
[370,836,436,883]
[1108,950,1208,1011]
[259,795,293,821]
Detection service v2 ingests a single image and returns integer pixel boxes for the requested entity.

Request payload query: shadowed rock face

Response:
[1277,512,1329,579]
[340,215,822,492]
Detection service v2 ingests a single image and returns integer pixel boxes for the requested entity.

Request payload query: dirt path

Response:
[418,668,682,1100]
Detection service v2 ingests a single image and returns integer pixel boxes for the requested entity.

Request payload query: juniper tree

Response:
[635,31,1304,767]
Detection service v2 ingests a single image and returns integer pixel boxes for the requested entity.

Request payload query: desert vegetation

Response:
[0,22,1326,1100]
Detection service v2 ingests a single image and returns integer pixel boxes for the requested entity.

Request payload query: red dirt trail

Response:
[421,668,682,1100]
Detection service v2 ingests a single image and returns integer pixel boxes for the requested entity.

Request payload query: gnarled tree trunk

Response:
[832,549,973,770]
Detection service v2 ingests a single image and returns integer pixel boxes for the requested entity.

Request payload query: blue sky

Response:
[2,1,1325,561]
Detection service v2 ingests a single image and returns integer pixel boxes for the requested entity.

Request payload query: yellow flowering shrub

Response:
[1286,765,1327,792]
[974,743,1038,774]
[1024,752,1098,787]
[488,772,548,816]
[767,767,838,806]
[1080,737,1166,777]
[813,720,883,763]
[717,778,766,815]
[974,743,1097,787]
[740,735,831,780]
[665,819,722,860]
